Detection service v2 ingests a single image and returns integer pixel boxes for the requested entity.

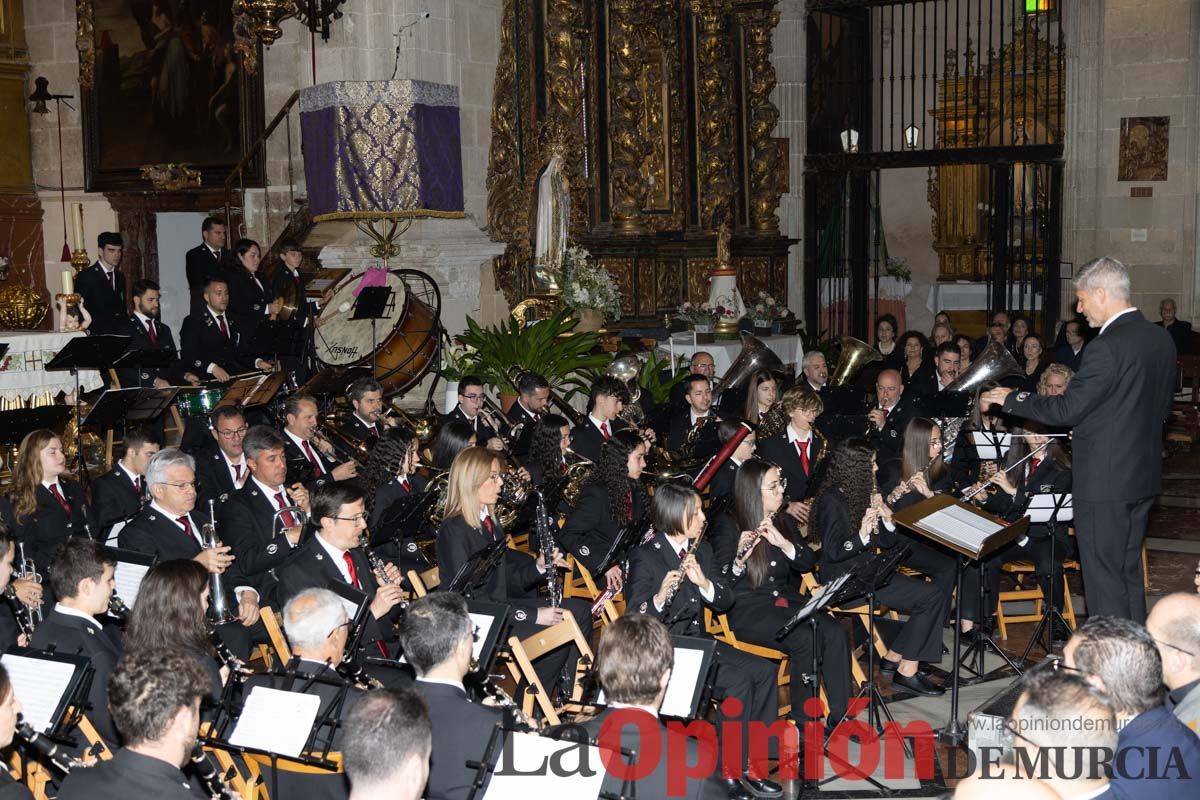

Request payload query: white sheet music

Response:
[228,687,322,758]
[469,612,495,662]
[106,520,127,547]
[971,432,1012,460]
[659,646,706,719]
[1028,494,1073,523]
[484,731,607,800]
[337,597,360,622]
[919,505,1004,557]
[113,560,150,609]
[0,654,76,734]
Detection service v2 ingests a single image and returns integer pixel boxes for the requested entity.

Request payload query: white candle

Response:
[71,203,84,251]
[669,335,675,375]
[61,269,74,295]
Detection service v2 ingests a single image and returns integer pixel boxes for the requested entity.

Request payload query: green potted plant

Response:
[559,246,621,332]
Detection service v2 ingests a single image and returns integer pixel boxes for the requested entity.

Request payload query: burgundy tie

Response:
[48,484,71,517]
[274,492,296,527]
[218,314,230,340]
[796,439,810,475]
[1030,457,1042,475]
[146,319,158,346]
[302,440,325,475]
[600,421,611,440]
[369,425,379,438]
[482,516,496,540]
[108,271,115,292]
[232,463,242,482]
[400,479,411,493]
[177,515,194,540]
[133,476,143,497]
[678,547,688,561]
[342,551,361,588]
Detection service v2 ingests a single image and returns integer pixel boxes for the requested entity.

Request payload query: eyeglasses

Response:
[157,480,198,491]
[766,478,788,492]
[216,426,249,439]
[486,472,504,483]
[334,512,368,524]
[327,620,352,638]
[461,393,485,401]
[1154,637,1199,658]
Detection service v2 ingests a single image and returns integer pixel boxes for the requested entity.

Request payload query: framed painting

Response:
[77,0,265,192]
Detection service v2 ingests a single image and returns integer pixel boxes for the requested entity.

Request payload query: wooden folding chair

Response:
[241,751,344,799]
[259,607,292,663]
[801,572,890,666]
[562,556,621,625]
[995,558,1078,640]
[503,613,596,724]
[704,609,801,718]
[407,566,440,597]
[198,722,259,799]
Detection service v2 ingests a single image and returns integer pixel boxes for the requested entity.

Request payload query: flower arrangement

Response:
[440,341,477,382]
[885,256,912,282]
[559,247,621,320]
[674,301,717,327]
[747,291,789,324]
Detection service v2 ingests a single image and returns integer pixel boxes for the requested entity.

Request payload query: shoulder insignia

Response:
[653,542,661,549]
[219,493,229,503]
[85,627,95,636]
[266,543,278,555]
[148,514,157,521]
[406,542,418,552]
[315,552,324,561]
[889,430,898,438]
[843,540,854,551]
[514,609,528,622]
[638,602,649,614]
[579,545,590,556]
[1016,392,1030,402]
[1039,484,1055,493]
[250,490,259,497]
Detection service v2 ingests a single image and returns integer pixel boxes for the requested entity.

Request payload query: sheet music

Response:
[484,731,607,800]
[469,612,494,662]
[337,597,360,622]
[113,560,150,609]
[0,654,76,734]
[659,646,706,718]
[1027,494,1074,523]
[228,687,322,758]
[793,572,853,623]
[970,432,1011,460]
[106,520,126,547]
[919,505,1004,556]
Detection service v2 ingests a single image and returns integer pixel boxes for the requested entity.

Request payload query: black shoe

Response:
[879,657,900,675]
[740,776,783,798]
[892,671,946,697]
[1050,620,1073,647]
[723,778,754,800]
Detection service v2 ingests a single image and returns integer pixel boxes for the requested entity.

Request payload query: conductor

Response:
[981,257,1175,622]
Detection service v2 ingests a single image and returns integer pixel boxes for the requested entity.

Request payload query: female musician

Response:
[898,330,934,388]
[1020,334,1048,392]
[741,369,778,424]
[755,386,826,524]
[428,420,476,471]
[557,430,647,591]
[814,439,949,697]
[364,427,430,570]
[707,418,757,499]
[874,313,902,371]
[122,560,226,711]
[225,238,279,355]
[708,459,853,726]
[525,413,572,489]
[955,333,974,373]
[0,663,33,799]
[7,430,91,586]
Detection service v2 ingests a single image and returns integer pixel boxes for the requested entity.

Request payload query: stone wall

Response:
[774,0,806,329]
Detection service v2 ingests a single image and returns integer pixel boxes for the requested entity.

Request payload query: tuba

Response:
[829,335,883,387]
[713,332,784,396]
[608,354,645,427]
[938,340,1024,448]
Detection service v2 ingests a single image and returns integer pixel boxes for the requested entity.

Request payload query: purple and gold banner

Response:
[300,80,465,221]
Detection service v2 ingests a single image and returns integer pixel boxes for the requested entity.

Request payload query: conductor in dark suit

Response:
[91,427,159,541]
[184,216,227,317]
[75,231,127,335]
[983,257,1177,621]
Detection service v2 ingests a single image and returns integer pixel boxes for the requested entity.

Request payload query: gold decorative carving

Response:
[691,0,735,228]
[139,163,202,191]
[76,1,94,89]
[599,258,635,314]
[688,258,715,303]
[740,6,782,234]
[737,256,770,300]
[607,0,649,234]
[0,284,48,329]
[655,260,682,311]
[231,3,261,75]
[543,0,588,233]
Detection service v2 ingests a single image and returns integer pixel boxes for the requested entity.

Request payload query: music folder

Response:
[892,494,1029,561]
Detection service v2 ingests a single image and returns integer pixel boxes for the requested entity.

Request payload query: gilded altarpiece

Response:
[486,0,794,323]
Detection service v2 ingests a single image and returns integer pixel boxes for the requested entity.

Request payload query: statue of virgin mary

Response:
[534,145,569,294]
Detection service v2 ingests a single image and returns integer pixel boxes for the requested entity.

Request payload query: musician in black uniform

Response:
[568,375,630,463]
[224,238,279,358]
[755,386,826,527]
[185,216,227,317]
[30,539,122,744]
[907,341,960,400]
[665,374,720,461]
[740,369,779,425]
[400,593,505,800]
[0,664,35,799]
[180,276,274,383]
[868,368,916,463]
[220,427,310,607]
[282,394,358,489]
[194,407,250,509]
[625,483,780,791]
[270,239,318,383]
[91,426,160,541]
[814,439,949,697]
[0,528,37,652]
[57,649,214,799]
[558,429,647,591]
[75,231,127,336]
[706,418,757,500]
[508,371,551,460]
[344,377,396,441]
[524,413,572,492]
[446,375,504,452]
[6,430,93,585]
[341,689,432,800]
[115,279,199,388]
[708,459,854,726]
[364,427,429,571]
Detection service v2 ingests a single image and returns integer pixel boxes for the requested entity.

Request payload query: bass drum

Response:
[314,269,442,397]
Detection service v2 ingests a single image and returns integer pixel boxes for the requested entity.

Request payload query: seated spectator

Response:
[1146,593,1200,732]
[1156,298,1193,355]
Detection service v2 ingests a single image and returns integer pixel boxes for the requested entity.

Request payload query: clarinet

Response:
[654,515,715,620]
[4,591,34,639]
[15,719,89,774]
[533,491,562,608]
[208,626,252,678]
[189,743,241,800]
[359,535,409,611]
[335,659,385,690]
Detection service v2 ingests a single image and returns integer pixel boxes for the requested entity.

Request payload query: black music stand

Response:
[0,406,74,445]
[110,347,177,387]
[45,335,131,482]
[1018,492,1075,667]
[446,537,508,597]
[1,647,95,744]
[351,286,394,378]
[83,387,178,430]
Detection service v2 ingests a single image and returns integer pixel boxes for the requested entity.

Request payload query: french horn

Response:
[829,335,882,387]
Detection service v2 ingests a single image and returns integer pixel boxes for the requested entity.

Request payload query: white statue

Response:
[534,143,569,293]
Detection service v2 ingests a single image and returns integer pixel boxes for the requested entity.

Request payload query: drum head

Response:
[315,272,408,367]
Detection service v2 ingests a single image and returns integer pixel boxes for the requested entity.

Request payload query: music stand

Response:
[0,407,74,445]
[1,647,94,743]
[110,347,177,387]
[325,581,373,660]
[465,600,512,683]
[83,387,178,430]
[446,537,508,597]
[1019,493,1075,667]
[892,494,1030,746]
[351,286,394,378]
[45,335,131,483]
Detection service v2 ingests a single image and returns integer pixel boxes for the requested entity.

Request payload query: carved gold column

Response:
[608,0,649,234]
[740,4,782,234]
[486,0,529,301]
[691,0,735,228]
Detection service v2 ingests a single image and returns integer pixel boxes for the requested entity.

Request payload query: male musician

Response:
[447,376,503,451]
[57,650,214,799]
[868,368,915,461]
[756,387,825,524]
[91,427,160,541]
[1053,318,1087,372]
[666,374,720,461]
[707,418,756,499]
[982,257,1176,621]
[195,406,250,508]
[400,593,505,800]
[508,371,550,459]
[343,689,432,800]
[75,231,127,335]
[569,375,630,462]
[185,216,227,316]
[115,279,200,388]
[31,539,122,745]
[180,275,273,382]
[344,377,395,441]
[270,239,317,382]
[669,351,716,409]
[800,350,828,392]
[242,588,365,800]
[910,341,961,399]
[283,394,358,488]
[220,426,311,606]
[119,449,261,653]
[275,482,407,666]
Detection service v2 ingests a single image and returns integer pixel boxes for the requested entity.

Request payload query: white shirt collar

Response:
[150,501,195,532]
[688,409,708,426]
[222,449,246,469]
[416,676,467,692]
[206,244,221,257]
[589,413,610,432]
[1099,306,1137,336]
[117,461,140,485]
[807,379,824,392]
[53,603,100,628]
[284,428,316,452]
[517,399,537,420]
[134,311,155,328]
[787,424,812,444]
[457,404,478,423]
[252,476,284,499]
[731,456,744,467]
[207,305,226,320]
[314,532,351,568]
[608,701,660,719]
[41,478,62,492]
[664,532,689,553]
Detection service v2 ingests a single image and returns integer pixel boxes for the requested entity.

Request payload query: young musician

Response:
[224,238,279,357]
[568,375,630,462]
[7,430,92,579]
[345,377,396,441]
[282,394,358,488]
[706,418,756,499]
[524,413,572,491]
[180,275,274,382]
[755,386,826,525]
[509,371,551,459]
[270,238,319,382]
[30,539,122,744]
[342,689,432,800]
[624,483,780,792]
[57,650,213,798]
[557,429,646,590]
[400,593,504,800]
[741,369,778,424]
[364,427,429,570]
[446,376,503,452]
[0,664,33,799]
[428,421,476,471]
[75,231,127,336]
[195,407,250,508]
[709,459,853,726]
[91,427,160,541]
[814,439,949,697]
[185,216,227,316]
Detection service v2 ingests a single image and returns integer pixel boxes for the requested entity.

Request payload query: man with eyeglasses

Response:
[447,375,504,452]
[1146,593,1200,732]
[196,406,251,509]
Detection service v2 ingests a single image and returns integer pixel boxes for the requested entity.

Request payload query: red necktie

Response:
[600,421,611,440]
[177,515,194,540]
[400,479,411,492]
[232,463,242,482]
[482,515,496,540]
[108,271,115,292]
[48,484,71,517]
[274,492,296,528]
[796,439,810,475]
[302,440,325,475]
[146,319,158,346]
[342,551,361,588]
[881,407,889,420]
[369,425,379,438]
[1030,457,1042,475]
[678,547,688,561]
[134,476,143,496]
[218,314,230,339]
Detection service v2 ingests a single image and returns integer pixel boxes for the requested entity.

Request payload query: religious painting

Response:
[1118,116,1169,182]
[78,0,265,192]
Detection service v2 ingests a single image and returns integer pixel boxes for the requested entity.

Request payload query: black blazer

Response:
[58,747,203,799]
[118,505,249,594]
[1001,310,1175,502]
[815,489,897,581]
[756,429,827,502]
[368,474,430,528]
[342,414,383,442]
[414,679,504,800]
[0,771,33,799]
[568,417,629,463]
[11,480,92,573]
[30,610,123,745]
[113,314,184,386]
[435,515,542,619]
[225,268,274,336]
[91,466,143,540]
[194,446,243,508]
[270,266,313,327]
[706,458,739,500]
[1053,342,1086,372]
[708,513,815,607]
[506,402,542,460]
[557,483,644,575]
[185,244,226,316]
[625,531,731,637]
[665,411,719,459]
[445,405,499,445]
[875,343,904,372]
[179,309,255,376]
[75,262,126,335]
[283,434,341,491]
[219,481,299,602]
[904,362,942,399]
[870,395,918,461]
[1157,318,1193,355]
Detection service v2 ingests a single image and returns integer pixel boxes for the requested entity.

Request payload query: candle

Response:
[61,269,74,295]
[71,203,84,251]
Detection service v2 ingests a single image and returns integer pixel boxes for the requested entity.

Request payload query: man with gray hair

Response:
[1146,592,1200,731]
[983,257,1176,620]
[801,350,828,391]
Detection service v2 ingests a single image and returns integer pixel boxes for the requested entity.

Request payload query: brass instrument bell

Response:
[713,331,785,395]
[829,336,882,387]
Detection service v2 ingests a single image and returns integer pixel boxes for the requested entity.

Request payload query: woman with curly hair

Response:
[365,426,430,570]
[814,438,949,697]
[898,330,935,388]
[557,429,647,592]
[6,430,91,586]
[525,413,571,489]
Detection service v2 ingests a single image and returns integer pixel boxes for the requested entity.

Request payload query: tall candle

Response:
[61,269,74,295]
[71,203,84,251]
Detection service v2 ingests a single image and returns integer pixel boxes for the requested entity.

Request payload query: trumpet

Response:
[201,500,235,626]
[13,542,42,633]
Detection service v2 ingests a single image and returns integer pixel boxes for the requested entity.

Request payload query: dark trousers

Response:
[897,531,958,603]
[872,573,950,664]
[712,641,779,773]
[1075,497,1153,621]
[960,532,1077,622]
[510,597,593,698]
